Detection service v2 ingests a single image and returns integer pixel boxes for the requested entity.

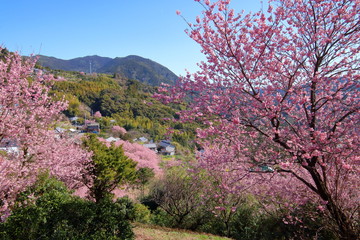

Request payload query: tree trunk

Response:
[326,200,358,240]
[307,167,358,239]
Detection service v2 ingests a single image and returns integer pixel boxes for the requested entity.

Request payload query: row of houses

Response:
[56,123,101,135]
[0,123,100,154]
[1,118,176,156]
[2,136,176,158]
[66,119,177,155]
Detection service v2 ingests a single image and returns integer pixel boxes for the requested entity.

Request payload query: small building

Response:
[158,140,175,156]
[134,137,149,143]
[160,145,175,155]
[143,143,158,152]
[55,127,66,134]
[69,117,79,122]
[249,165,274,173]
[106,137,120,142]
[139,137,148,142]
[69,128,78,133]
[0,138,19,154]
[54,127,67,139]
[85,123,100,133]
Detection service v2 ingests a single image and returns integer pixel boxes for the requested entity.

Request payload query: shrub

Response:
[149,208,175,227]
[0,175,135,240]
[133,203,151,224]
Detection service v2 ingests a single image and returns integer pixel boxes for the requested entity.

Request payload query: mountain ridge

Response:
[37,55,178,86]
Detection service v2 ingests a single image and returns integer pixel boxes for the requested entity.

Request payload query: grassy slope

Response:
[133,224,232,240]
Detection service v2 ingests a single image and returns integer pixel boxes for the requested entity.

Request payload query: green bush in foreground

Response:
[0,174,134,240]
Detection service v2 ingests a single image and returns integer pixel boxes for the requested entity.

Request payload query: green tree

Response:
[136,167,155,198]
[82,134,137,202]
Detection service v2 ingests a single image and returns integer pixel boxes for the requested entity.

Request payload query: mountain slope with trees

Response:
[47,68,197,146]
[37,55,178,86]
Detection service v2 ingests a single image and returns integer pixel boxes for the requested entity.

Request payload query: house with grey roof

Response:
[143,143,157,152]
[158,140,175,156]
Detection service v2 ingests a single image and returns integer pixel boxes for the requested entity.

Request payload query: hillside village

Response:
[1,116,176,156]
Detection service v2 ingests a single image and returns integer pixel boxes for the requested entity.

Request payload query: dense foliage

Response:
[0,49,90,216]
[82,134,138,202]
[0,174,135,240]
[146,165,338,240]
[158,0,359,238]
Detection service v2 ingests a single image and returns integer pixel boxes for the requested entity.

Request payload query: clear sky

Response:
[1,0,263,76]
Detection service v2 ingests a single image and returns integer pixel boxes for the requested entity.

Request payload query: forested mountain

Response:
[36,55,112,73]
[37,55,178,86]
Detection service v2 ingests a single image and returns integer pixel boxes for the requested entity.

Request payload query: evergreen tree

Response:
[82,134,137,202]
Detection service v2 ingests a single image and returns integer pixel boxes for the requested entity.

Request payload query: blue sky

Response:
[1,0,263,75]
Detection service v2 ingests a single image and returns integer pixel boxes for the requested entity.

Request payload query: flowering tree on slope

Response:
[111,125,127,137]
[0,49,90,217]
[102,139,162,175]
[93,111,102,118]
[157,0,359,238]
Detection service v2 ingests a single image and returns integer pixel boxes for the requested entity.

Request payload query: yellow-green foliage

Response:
[48,70,200,150]
[52,74,120,106]
[82,134,138,202]
[134,203,151,224]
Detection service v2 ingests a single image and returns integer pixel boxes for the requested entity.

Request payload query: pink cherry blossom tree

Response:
[111,125,127,137]
[98,137,161,175]
[0,49,90,217]
[157,0,359,238]
[93,111,102,118]
[113,139,162,175]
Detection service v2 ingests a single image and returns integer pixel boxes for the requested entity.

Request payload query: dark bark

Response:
[306,167,358,239]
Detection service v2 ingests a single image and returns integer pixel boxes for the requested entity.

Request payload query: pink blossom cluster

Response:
[0,50,91,215]
[99,138,162,175]
[93,111,102,118]
[111,125,127,136]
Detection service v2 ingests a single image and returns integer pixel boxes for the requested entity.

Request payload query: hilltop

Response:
[37,55,178,86]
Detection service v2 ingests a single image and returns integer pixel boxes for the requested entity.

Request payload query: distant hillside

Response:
[37,55,178,86]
